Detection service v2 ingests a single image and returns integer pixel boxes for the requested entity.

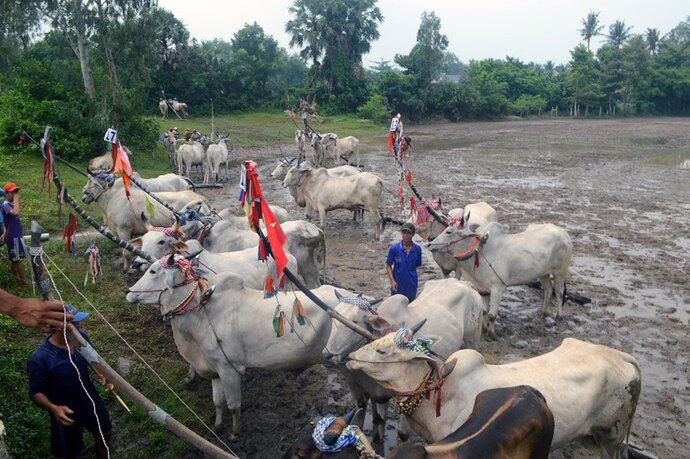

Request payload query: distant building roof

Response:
[443,74,461,83]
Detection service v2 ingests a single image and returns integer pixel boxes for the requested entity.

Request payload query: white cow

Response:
[323,279,483,442]
[282,166,383,238]
[171,239,297,290]
[204,138,230,184]
[347,332,641,457]
[430,221,571,336]
[158,99,168,118]
[215,205,291,228]
[411,201,497,279]
[81,175,209,268]
[114,172,193,193]
[309,132,327,166]
[295,129,307,162]
[126,262,353,439]
[131,219,325,288]
[87,145,134,172]
[168,99,188,118]
[162,131,176,168]
[321,133,360,167]
[176,141,206,178]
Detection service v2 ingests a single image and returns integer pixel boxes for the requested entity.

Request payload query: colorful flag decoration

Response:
[84,244,102,286]
[239,161,288,277]
[63,214,77,258]
[273,305,285,337]
[40,139,55,195]
[111,141,133,200]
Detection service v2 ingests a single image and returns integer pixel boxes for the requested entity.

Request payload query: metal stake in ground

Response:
[28,220,236,459]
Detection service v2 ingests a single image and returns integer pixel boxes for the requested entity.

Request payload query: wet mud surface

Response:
[190,118,689,458]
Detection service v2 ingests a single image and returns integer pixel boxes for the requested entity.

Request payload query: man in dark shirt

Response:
[0,183,26,284]
[385,222,423,302]
[27,305,111,458]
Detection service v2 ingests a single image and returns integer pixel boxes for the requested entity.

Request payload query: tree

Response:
[607,20,632,48]
[579,11,604,51]
[564,44,603,116]
[395,11,448,118]
[0,0,43,73]
[230,23,279,102]
[286,0,326,87]
[645,28,661,55]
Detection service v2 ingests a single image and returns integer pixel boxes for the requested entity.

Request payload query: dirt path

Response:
[188,118,688,458]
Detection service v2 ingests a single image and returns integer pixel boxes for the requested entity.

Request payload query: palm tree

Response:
[645,28,661,54]
[285,0,325,71]
[607,20,632,48]
[579,11,604,51]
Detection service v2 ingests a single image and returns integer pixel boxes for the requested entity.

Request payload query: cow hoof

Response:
[229,431,239,442]
[397,430,409,442]
[179,377,193,389]
[213,423,224,434]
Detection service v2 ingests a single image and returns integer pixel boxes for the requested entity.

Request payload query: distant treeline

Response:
[0,1,689,158]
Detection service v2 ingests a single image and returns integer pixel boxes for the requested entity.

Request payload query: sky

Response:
[159,0,688,66]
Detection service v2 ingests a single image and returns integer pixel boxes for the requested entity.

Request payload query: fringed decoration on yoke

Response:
[63,214,77,260]
[273,305,285,337]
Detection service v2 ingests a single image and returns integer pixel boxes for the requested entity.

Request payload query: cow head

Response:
[309,132,322,148]
[346,320,440,391]
[282,165,310,189]
[270,157,296,180]
[320,133,338,149]
[130,214,184,271]
[322,291,384,365]
[82,174,114,204]
[126,251,205,310]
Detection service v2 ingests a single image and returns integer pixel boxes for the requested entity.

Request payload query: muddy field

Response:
[190,118,689,458]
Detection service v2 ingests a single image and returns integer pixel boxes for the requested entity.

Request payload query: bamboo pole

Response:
[28,221,236,459]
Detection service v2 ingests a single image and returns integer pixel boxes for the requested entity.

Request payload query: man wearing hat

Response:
[27,305,112,458]
[385,222,422,302]
[0,183,26,284]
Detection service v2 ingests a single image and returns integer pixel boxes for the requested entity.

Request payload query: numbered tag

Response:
[389,117,399,132]
[104,128,118,144]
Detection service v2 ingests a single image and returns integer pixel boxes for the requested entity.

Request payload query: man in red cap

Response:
[0,183,26,284]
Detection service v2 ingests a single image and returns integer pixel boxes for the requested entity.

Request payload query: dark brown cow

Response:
[284,386,554,459]
[388,385,554,459]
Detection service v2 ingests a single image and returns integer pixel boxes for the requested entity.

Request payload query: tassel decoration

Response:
[293,298,306,326]
[273,305,285,337]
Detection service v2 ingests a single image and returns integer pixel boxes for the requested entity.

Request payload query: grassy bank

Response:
[0,110,382,458]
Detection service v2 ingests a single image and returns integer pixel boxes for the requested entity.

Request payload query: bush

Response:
[357,94,390,123]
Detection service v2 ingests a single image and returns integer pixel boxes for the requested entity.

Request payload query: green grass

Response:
[153,110,385,148]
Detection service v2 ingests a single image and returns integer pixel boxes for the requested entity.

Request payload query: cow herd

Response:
[82,131,646,458]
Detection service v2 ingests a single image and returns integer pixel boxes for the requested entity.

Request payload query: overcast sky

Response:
[159,0,687,66]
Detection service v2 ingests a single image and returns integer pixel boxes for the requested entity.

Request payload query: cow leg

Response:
[180,365,197,388]
[487,287,505,339]
[319,209,327,232]
[219,370,242,440]
[212,378,226,432]
[371,400,388,444]
[554,270,568,318]
[539,274,553,319]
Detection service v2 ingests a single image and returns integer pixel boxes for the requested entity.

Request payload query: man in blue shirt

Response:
[27,305,111,458]
[385,222,423,302]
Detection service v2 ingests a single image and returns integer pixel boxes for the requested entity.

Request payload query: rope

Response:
[35,249,111,459]
[38,250,237,456]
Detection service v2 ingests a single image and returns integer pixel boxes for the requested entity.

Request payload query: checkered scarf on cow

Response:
[394,328,434,356]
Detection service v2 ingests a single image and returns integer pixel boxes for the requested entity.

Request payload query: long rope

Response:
[40,251,237,456]
[35,249,111,459]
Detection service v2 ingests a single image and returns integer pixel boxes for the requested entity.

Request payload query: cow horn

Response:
[140,212,152,228]
[334,290,344,301]
[340,407,358,425]
[410,318,427,335]
[464,211,471,226]
[184,249,203,260]
[173,214,181,229]
[369,298,383,306]
[166,253,176,266]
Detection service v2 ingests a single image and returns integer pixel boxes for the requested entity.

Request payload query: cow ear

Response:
[172,241,188,253]
[366,316,392,338]
[431,357,457,379]
[130,237,142,248]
